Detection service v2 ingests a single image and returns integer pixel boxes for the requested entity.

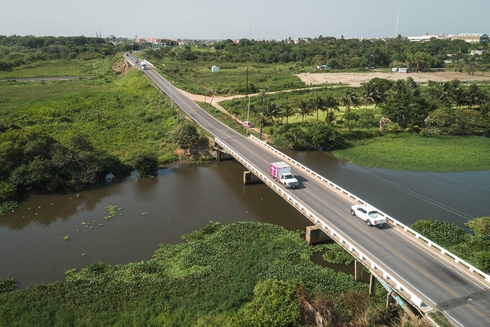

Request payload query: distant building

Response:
[470,50,485,56]
[136,38,146,44]
[147,38,163,44]
[211,66,220,72]
[451,33,489,43]
[407,34,448,42]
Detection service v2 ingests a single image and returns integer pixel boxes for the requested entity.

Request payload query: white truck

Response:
[350,204,386,228]
[270,161,299,189]
[141,61,147,70]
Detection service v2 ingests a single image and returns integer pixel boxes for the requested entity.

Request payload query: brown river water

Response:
[1,151,489,288]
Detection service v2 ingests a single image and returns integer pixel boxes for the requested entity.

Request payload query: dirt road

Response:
[296,71,490,87]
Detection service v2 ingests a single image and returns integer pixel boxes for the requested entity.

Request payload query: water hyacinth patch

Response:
[104,205,122,221]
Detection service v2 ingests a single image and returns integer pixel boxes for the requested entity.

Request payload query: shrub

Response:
[131,152,158,177]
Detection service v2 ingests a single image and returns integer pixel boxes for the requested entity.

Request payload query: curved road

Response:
[128,55,490,327]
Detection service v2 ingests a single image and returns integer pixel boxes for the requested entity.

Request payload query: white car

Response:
[350,204,386,227]
[242,121,252,128]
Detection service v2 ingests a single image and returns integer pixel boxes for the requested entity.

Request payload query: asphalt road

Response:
[127,55,490,327]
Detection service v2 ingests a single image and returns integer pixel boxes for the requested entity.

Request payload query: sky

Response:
[1,0,488,40]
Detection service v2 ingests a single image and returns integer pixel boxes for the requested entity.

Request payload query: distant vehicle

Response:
[350,205,386,227]
[270,161,299,189]
[242,121,252,128]
[141,62,147,70]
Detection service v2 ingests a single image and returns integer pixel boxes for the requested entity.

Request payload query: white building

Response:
[211,66,220,72]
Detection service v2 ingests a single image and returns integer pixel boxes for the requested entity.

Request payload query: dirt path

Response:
[296,71,490,87]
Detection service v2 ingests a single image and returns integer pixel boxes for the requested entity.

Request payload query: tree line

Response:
[146,35,490,73]
[0,35,139,71]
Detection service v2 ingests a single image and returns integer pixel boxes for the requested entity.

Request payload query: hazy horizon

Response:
[1,0,488,40]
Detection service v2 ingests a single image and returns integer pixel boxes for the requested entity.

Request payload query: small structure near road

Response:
[211,66,220,72]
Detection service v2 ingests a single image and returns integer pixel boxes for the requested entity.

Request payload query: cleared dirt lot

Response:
[296,71,490,87]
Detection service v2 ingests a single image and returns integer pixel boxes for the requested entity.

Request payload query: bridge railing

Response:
[248,135,490,286]
[215,137,431,310]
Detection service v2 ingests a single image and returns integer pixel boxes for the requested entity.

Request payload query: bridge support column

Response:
[216,148,222,161]
[386,292,397,308]
[354,260,363,282]
[369,274,376,296]
[243,171,261,185]
[305,226,331,245]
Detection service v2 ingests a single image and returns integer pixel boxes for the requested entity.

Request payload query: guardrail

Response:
[248,134,490,286]
[215,137,430,311]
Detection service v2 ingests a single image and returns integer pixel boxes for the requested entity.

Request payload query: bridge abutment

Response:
[305,226,332,245]
[213,147,233,161]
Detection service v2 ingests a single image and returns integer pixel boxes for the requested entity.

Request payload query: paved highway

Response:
[127,55,490,327]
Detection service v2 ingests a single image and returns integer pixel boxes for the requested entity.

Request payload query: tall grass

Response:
[0,59,99,78]
[0,67,180,165]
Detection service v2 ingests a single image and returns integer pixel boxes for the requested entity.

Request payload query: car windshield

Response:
[284,175,293,179]
[368,211,378,218]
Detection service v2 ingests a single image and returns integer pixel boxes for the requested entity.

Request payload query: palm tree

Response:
[466,83,487,108]
[323,95,339,125]
[297,100,313,123]
[281,104,297,124]
[264,102,281,125]
[338,89,360,114]
[361,81,378,114]
[446,80,467,108]
[310,96,325,121]
[361,79,388,117]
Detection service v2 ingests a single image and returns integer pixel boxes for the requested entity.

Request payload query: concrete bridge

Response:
[125,55,490,326]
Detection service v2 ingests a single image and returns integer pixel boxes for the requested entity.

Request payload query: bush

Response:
[131,152,158,177]
[0,277,16,293]
[410,219,466,248]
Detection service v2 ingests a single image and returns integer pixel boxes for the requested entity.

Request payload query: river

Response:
[1,151,489,288]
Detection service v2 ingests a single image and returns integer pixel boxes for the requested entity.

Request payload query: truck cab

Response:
[279,173,299,189]
[350,204,386,228]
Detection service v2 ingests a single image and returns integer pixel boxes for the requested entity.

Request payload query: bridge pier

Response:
[354,260,363,282]
[386,292,397,308]
[243,171,262,185]
[369,274,377,297]
[305,226,331,245]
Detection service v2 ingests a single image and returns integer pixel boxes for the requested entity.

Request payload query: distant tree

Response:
[310,96,325,121]
[338,88,360,114]
[264,102,281,125]
[281,104,297,124]
[297,100,313,122]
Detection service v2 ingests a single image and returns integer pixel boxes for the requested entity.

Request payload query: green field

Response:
[0,61,180,164]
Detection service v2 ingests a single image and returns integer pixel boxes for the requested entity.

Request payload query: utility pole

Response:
[260,90,266,140]
[246,66,250,134]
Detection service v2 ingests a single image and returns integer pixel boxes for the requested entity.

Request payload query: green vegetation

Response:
[0,221,417,327]
[411,217,490,273]
[332,133,490,172]
[104,205,121,221]
[0,52,213,213]
[428,311,454,327]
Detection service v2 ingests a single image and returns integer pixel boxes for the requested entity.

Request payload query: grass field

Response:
[0,59,100,78]
[0,64,181,165]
